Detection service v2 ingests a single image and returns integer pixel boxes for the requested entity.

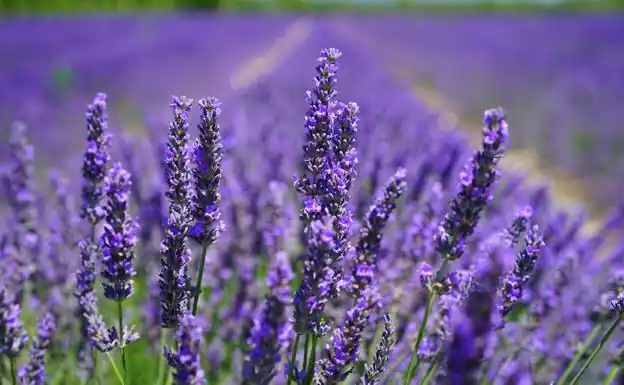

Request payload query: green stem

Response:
[569,315,622,385]
[156,330,168,385]
[117,301,128,384]
[403,261,448,385]
[287,334,301,385]
[604,366,621,385]
[105,352,125,385]
[93,349,101,385]
[403,293,435,384]
[190,242,210,315]
[304,335,318,385]
[0,356,7,380]
[302,333,311,375]
[555,323,603,385]
[88,227,100,385]
[421,359,439,385]
[10,357,16,385]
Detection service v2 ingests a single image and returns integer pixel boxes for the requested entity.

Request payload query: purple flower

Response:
[0,285,28,358]
[48,170,77,250]
[351,168,407,297]
[293,218,336,335]
[436,108,509,262]
[322,101,360,302]
[160,96,194,329]
[81,93,111,226]
[332,101,359,193]
[361,314,395,385]
[446,260,501,385]
[74,241,121,353]
[610,291,624,313]
[7,121,38,252]
[419,262,435,289]
[319,288,379,383]
[100,163,139,302]
[499,225,545,317]
[164,312,206,385]
[293,48,342,211]
[17,312,56,385]
[190,97,223,245]
[503,206,533,247]
[243,251,294,384]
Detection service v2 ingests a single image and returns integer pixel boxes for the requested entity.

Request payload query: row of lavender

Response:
[2,43,624,385]
[335,15,624,210]
[0,15,297,172]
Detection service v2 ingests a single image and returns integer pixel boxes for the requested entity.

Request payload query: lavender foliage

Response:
[0,42,622,385]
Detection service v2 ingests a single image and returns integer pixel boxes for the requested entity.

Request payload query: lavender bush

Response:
[1,46,624,385]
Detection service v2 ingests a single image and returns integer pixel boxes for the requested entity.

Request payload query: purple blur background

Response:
[1,15,623,210]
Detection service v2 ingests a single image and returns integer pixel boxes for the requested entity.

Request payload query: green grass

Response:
[0,0,623,13]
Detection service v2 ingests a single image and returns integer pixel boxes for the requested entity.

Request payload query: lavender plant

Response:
[1,46,623,385]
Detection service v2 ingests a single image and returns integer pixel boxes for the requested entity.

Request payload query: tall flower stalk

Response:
[243,251,294,384]
[160,96,194,329]
[404,108,509,384]
[77,92,111,380]
[101,163,140,380]
[17,312,56,385]
[189,97,223,316]
[361,314,395,385]
[290,48,343,385]
[159,96,195,385]
[7,122,39,268]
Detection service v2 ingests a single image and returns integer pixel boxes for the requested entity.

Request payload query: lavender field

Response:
[2,14,624,385]
[334,15,624,209]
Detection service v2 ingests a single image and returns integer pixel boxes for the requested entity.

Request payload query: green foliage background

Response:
[0,0,623,13]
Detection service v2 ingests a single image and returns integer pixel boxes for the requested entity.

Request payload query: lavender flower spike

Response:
[436,107,509,262]
[17,312,56,385]
[352,168,407,298]
[101,163,139,302]
[188,97,224,316]
[160,96,194,328]
[81,93,111,227]
[323,101,360,300]
[292,49,343,335]
[243,251,294,385]
[164,312,206,385]
[499,224,545,317]
[319,288,379,383]
[293,48,342,215]
[8,121,38,251]
[0,286,28,358]
[190,97,223,245]
[74,241,121,353]
[361,314,395,385]
[293,218,335,335]
[502,206,533,247]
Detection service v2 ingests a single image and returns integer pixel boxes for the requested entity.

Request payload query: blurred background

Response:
[1,0,623,221]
